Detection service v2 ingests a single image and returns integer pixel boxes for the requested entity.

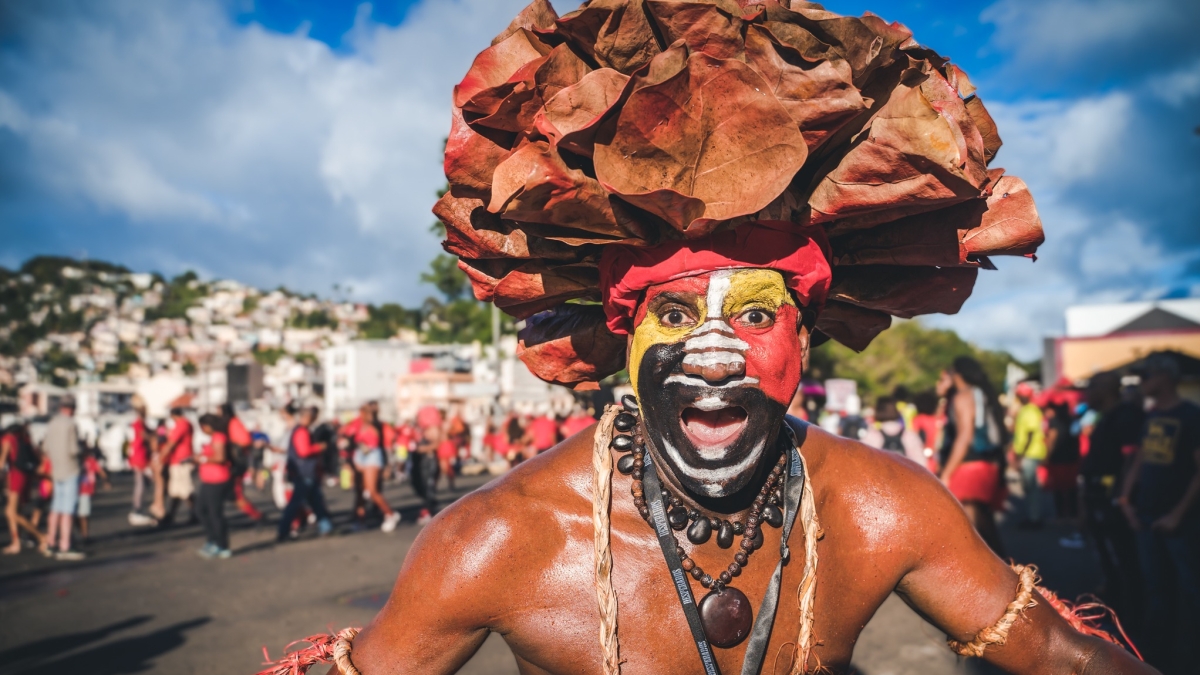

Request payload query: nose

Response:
[681,320,748,383]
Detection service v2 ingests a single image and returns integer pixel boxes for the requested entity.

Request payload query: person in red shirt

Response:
[340,401,400,532]
[2,424,45,554]
[436,430,458,492]
[196,414,232,558]
[221,403,263,522]
[277,403,333,542]
[526,414,559,456]
[127,398,155,526]
[76,448,108,542]
[157,408,196,526]
[910,391,943,474]
[559,406,596,440]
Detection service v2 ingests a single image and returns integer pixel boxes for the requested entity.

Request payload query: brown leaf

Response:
[593,44,809,234]
[807,72,990,224]
[763,1,912,87]
[444,106,512,199]
[960,175,1043,258]
[472,43,593,133]
[556,0,663,74]
[454,29,553,116]
[645,1,744,59]
[744,24,867,152]
[828,265,978,318]
[535,68,631,155]
[434,193,579,260]
[965,96,1001,163]
[814,300,892,351]
[460,259,600,319]
[488,141,633,239]
[517,304,627,387]
[492,0,560,46]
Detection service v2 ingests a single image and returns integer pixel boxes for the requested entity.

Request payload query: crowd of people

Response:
[0,396,603,562]
[795,354,1197,669]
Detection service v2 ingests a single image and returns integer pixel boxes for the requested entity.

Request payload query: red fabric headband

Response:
[599,221,832,335]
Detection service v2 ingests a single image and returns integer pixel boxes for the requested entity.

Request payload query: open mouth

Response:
[680,406,748,449]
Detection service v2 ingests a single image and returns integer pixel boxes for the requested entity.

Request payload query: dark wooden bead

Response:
[614,413,637,432]
[751,528,764,550]
[631,483,643,496]
[688,509,700,520]
[728,562,741,577]
[716,521,735,549]
[632,470,643,481]
[719,571,732,584]
[700,574,713,588]
[687,517,712,545]
[734,551,748,565]
[621,394,640,413]
[709,517,720,530]
[746,516,759,531]
[744,527,759,541]
[753,495,766,507]
[668,506,689,530]
[690,567,704,580]
[740,538,755,551]
[676,546,686,558]
[732,521,745,535]
[762,504,784,528]
[610,434,633,452]
[616,454,635,474]
[681,557,695,571]
[639,506,650,519]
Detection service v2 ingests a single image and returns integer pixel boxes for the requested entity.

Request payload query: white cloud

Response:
[0,0,534,302]
[1148,59,1200,107]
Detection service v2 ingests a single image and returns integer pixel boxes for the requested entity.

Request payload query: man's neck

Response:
[1153,390,1182,412]
[642,427,786,520]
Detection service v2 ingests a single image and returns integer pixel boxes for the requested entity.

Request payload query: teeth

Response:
[692,396,728,411]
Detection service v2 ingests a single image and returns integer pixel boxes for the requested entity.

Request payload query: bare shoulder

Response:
[794,421,970,564]
[396,427,598,587]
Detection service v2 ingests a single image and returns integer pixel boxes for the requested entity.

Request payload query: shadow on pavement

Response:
[0,615,151,674]
[3,616,210,675]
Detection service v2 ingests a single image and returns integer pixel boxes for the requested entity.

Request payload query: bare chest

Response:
[492,517,896,675]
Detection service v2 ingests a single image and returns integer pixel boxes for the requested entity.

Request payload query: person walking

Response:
[1081,371,1144,632]
[41,399,84,560]
[938,357,1008,557]
[2,423,45,554]
[127,398,156,526]
[862,396,925,465]
[157,408,196,526]
[1011,383,1048,528]
[1119,354,1200,670]
[196,414,233,559]
[340,401,401,532]
[412,424,440,526]
[277,404,332,542]
[221,403,263,523]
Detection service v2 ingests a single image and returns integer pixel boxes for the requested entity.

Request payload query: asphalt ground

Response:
[0,468,1110,675]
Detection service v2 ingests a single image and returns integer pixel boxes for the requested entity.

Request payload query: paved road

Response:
[0,469,1103,675]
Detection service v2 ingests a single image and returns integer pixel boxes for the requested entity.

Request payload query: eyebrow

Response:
[647,290,700,311]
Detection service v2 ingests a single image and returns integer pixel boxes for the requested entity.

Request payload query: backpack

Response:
[15,434,39,474]
[880,428,906,454]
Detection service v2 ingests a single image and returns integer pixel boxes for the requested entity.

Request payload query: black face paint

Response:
[637,343,787,499]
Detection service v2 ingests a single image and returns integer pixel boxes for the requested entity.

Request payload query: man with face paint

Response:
[260,2,1157,674]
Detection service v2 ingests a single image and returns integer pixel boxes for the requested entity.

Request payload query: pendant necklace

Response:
[611,396,792,651]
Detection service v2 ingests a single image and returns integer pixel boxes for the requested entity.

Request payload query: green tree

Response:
[359,303,421,339]
[809,320,1018,402]
[419,254,471,302]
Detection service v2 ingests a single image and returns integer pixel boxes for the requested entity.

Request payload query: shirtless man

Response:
[285,2,1153,672]
[344,267,1151,675]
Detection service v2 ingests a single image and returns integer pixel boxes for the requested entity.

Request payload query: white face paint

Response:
[660,435,768,496]
[679,270,751,380]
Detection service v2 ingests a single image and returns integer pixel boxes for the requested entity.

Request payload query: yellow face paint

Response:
[628,269,796,395]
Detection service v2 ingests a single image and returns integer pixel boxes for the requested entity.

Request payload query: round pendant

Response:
[698,586,753,648]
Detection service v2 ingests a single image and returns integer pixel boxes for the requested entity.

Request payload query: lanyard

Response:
[643,422,806,675]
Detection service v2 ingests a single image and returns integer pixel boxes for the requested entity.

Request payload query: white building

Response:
[323,340,466,418]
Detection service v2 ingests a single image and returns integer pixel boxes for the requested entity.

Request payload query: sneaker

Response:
[317,519,333,537]
[128,512,157,527]
[381,512,401,533]
[417,509,432,527]
[197,543,217,559]
[55,549,86,561]
[215,548,233,559]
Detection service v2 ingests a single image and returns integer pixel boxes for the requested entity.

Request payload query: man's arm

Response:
[1152,447,1200,534]
[939,391,974,485]
[338,489,518,674]
[895,467,1153,674]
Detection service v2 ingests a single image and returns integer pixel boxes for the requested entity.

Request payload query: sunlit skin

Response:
[335,270,1156,675]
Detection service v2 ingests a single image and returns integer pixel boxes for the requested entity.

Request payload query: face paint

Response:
[630,269,804,498]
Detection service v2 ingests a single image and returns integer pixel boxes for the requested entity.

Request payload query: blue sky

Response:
[2,0,1198,358]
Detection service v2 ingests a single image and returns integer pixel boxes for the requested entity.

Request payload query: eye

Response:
[737,308,774,328]
[659,306,696,328]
